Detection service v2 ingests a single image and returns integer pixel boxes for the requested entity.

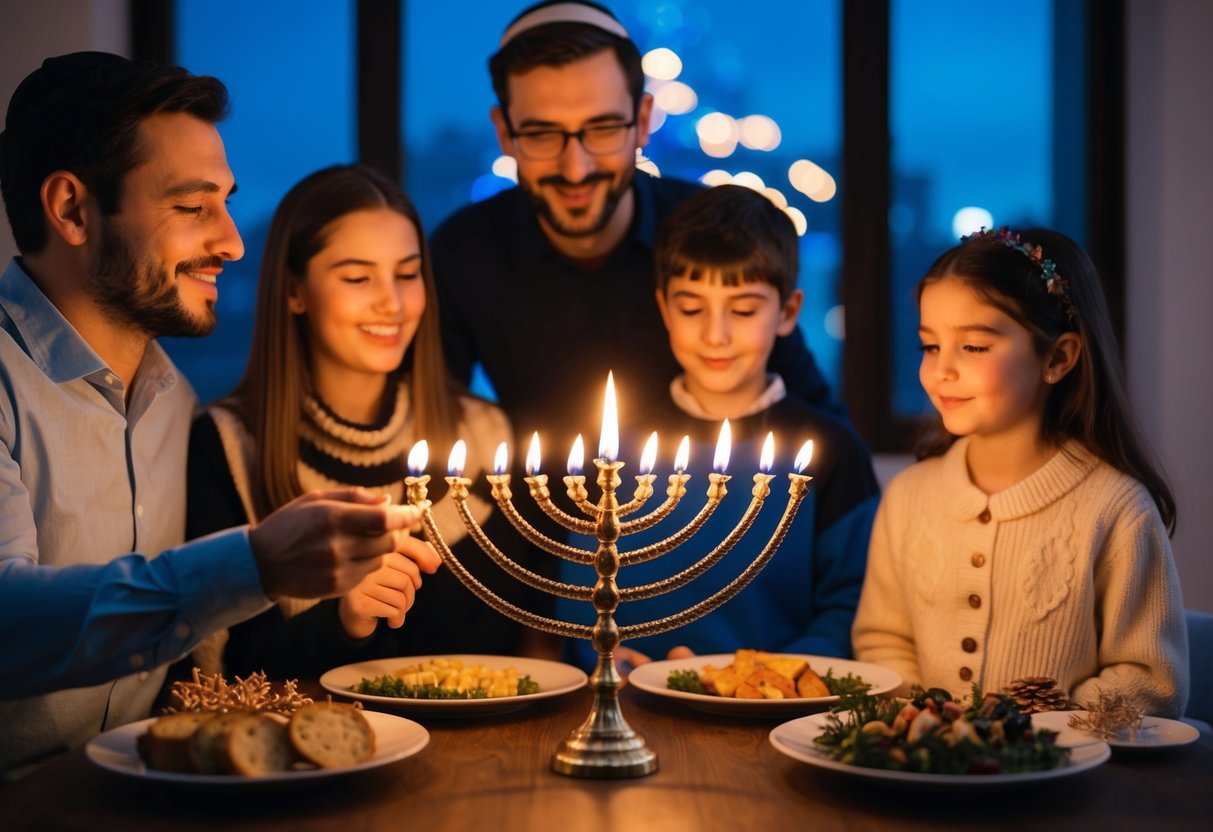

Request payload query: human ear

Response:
[776,289,804,337]
[286,275,307,315]
[490,106,516,158]
[40,171,91,247]
[635,92,655,148]
[654,287,672,329]
[1043,332,1082,383]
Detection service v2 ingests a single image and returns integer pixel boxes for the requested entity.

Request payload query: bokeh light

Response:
[642,47,684,81]
[951,206,994,239]
[738,115,782,151]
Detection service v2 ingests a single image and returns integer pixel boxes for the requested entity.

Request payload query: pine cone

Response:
[1005,676,1070,714]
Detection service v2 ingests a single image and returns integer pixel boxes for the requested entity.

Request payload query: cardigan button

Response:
[959,666,973,682]
[971,553,985,567]
[978,509,992,523]
[968,594,982,609]
[962,637,977,652]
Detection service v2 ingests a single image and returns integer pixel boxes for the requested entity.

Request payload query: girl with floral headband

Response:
[853,227,1188,717]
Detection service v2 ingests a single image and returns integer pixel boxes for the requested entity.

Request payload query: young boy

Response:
[555,185,880,669]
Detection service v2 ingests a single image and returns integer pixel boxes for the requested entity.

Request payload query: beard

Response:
[520,164,635,239]
[90,218,219,339]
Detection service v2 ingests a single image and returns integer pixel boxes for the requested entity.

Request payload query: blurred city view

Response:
[167,0,1061,429]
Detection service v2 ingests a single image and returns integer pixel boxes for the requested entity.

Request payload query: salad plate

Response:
[627,654,901,717]
[1031,710,1201,750]
[769,712,1110,790]
[86,710,428,790]
[320,654,587,716]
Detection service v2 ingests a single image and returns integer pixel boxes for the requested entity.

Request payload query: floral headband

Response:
[961,227,1076,321]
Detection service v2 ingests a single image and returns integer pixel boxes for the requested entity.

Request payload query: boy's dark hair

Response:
[655,184,800,301]
[917,227,1176,533]
[0,51,229,254]
[489,2,644,118]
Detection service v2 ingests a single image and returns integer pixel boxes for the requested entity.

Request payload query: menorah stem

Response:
[551,458,657,778]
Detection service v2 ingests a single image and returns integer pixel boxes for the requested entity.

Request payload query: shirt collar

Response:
[0,257,182,402]
[669,373,787,420]
[943,436,1101,521]
[0,258,106,384]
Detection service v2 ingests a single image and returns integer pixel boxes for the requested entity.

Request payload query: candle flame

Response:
[526,431,541,476]
[494,442,508,475]
[674,436,690,473]
[567,434,584,476]
[795,440,814,473]
[639,431,658,475]
[447,439,467,477]
[713,419,731,473]
[407,440,428,475]
[760,432,775,473]
[599,372,619,462]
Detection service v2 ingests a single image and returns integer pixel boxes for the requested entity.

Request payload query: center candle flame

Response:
[639,432,658,475]
[494,442,508,475]
[599,372,619,463]
[526,431,541,476]
[567,434,584,476]
[408,440,428,475]
[760,432,775,473]
[795,439,814,473]
[447,439,467,477]
[713,419,731,473]
[674,435,690,474]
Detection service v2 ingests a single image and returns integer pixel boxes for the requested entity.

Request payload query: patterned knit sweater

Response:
[852,437,1189,717]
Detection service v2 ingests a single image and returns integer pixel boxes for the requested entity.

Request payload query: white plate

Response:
[320,654,587,716]
[1031,710,1202,750]
[769,712,1110,791]
[627,654,902,717]
[86,710,428,789]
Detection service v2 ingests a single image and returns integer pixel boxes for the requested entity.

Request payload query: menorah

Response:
[403,374,815,779]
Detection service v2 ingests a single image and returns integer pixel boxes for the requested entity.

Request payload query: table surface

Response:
[2,684,1210,832]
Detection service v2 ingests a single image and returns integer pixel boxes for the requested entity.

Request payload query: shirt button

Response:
[962,637,977,653]
[129,654,145,669]
[978,509,992,523]
[138,671,150,682]
[959,666,973,682]
[104,373,115,385]
[971,553,985,567]
[968,594,982,609]
[136,504,144,518]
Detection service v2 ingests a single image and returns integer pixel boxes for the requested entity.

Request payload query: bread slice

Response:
[140,712,216,772]
[188,711,252,774]
[288,702,375,768]
[222,712,296,776]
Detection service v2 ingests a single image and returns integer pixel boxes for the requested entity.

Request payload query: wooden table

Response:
[2,685,1210,832]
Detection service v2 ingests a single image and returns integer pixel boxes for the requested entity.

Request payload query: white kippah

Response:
[499,2,630,48]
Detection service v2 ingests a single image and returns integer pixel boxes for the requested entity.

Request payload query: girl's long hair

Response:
[227,164,461,519]
[915,227,1175,533]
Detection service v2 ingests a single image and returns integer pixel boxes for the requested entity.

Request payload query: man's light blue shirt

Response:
[0,258,271,778]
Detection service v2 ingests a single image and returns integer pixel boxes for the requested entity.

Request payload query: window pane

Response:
[403,0,843,394]
[167,0,357,405]
[889,0,1054,417]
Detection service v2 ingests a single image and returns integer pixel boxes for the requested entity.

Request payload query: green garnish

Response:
[353,673,541,699]
[667,669,707,693]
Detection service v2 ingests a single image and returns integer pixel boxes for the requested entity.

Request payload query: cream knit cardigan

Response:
[853,438,1188,717]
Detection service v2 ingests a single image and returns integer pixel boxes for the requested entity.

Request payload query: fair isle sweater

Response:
[853,437,1188,717]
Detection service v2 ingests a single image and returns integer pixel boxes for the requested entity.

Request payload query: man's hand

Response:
[248,489,420,600]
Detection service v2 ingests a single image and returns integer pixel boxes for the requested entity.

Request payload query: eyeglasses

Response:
[509,122,637,160]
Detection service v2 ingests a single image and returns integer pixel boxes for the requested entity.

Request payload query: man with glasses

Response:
[431,0,839,454]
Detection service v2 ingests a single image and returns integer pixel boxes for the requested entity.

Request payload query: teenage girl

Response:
[853,227,1188,717]
[186,164,545,678]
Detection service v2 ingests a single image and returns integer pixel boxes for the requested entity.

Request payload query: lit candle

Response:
[494,442,508,475]
[599,372,619,463]
[674,435,690,474]
[408,440,429,475]
[447,439,467,477]
[567,434,584,477]
[526,431,541,476]
[639,431,658,475]
[795,440,814,474]
[760,432,775,474]
[713,419,731,473]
